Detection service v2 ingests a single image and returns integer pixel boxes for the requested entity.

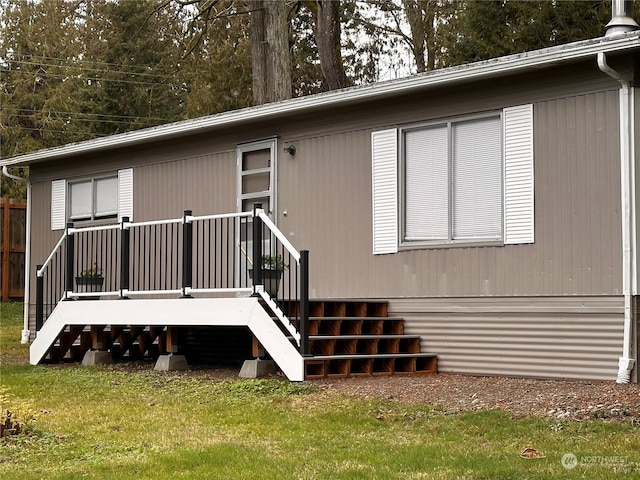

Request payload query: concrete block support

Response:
[82,350,113,366]
[154,354,189,371]
[239,358,277,378]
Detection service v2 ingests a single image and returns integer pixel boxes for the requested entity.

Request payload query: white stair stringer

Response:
[30,301,68,365]
[257,290,301,344]
[29,297,305,381]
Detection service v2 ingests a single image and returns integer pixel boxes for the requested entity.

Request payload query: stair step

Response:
[308,317,405,336]
[309,334,419,340]
[304,354,437,379]
[307,353,437,360]
[281,300,390,319]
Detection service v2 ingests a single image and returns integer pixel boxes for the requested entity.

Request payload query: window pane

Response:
[94,177,118,217]
[404,126,449,240]
[70,181,92,218]
[242,172,270,194]
[452,117,502,239]
[242,149,270,171]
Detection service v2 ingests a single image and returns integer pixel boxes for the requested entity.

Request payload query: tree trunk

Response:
[250,0,268,105]
[312,0,351,90]
[250,0,291,105]
[264,0,292,102]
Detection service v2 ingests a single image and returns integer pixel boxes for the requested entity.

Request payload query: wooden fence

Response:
[0,198,26,301]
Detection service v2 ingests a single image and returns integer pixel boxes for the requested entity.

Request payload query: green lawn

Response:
[1,301,639,479]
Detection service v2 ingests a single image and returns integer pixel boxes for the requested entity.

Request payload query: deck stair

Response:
[282,300,437,379]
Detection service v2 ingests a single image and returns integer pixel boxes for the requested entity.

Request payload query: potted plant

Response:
[75,262,104,293]
[249,254,288,296]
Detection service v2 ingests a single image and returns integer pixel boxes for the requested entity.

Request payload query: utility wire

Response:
[1,69,182,87]
[3,114,171,125]
[11,53,182,71]
[5,58,178,80]
[2,126,112,137]
[3,108,176,122]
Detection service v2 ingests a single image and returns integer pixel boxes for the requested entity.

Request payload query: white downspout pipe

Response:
[1,166,31,343]
[597,52,636,383]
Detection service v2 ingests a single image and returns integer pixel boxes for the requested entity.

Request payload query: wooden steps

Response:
[282,300,437,380]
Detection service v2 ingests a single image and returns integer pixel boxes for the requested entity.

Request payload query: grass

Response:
[1,302,640,479]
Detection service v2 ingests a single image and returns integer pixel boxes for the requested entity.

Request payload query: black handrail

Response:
[33,207,310,354]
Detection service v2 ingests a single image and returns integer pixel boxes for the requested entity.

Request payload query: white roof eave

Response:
[2,32,639,167]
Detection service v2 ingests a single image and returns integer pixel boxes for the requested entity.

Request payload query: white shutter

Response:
[118,168,134,221]
[405,126,449,240]
[371,129,398,254]
[503,104,534,244]
[51,179,66,230]
[452,117,502,240]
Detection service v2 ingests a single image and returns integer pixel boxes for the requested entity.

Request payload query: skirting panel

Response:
[389,296,626,381]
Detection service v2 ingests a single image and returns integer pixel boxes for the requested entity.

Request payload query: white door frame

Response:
[237,138,277,219]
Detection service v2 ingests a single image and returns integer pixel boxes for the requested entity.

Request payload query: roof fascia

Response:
[2,32,639,167]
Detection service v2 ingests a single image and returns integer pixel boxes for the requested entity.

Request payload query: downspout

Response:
[597,53,636,382]
[1,166,31,343]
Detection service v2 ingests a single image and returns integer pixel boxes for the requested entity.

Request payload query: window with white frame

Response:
[371,104,534,254]
[51,168,133,229]
[69,176,118,221]
[403,114,502,243]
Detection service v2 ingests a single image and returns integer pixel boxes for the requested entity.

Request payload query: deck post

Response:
[252,203,263,295]
[64,222,74,297]
[153,326,188,371]
[35,264,43,332]
[299,250,310,356]
[119,217,130,297]
[182,210,193,297]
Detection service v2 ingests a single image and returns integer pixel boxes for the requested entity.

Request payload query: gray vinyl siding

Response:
[390,296,624,380]
[134,151,237,220]
[281,90,622,299]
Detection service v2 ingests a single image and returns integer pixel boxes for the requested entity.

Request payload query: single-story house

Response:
[2,7,639,382]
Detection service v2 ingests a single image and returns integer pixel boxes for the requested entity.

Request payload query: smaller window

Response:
[69,176,118,221]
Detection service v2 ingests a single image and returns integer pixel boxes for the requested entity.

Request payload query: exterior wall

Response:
[279,90,622,299]
[391,296,624,380]
[134,150,237,220]
[24,59,629,382]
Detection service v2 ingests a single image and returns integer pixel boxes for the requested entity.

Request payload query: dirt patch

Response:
[313,374,640,422]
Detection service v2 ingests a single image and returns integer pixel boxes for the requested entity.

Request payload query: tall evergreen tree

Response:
[442,0,621,66]
[80,0,188,134]
[179,1,253,116]
[0,0,88,156]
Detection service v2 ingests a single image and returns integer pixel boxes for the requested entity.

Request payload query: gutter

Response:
[597,52,637,383]
[2,32,640,168]
[1,167,31,343]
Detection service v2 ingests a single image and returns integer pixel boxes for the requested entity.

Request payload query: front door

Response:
[237,139,277,283]
[237,139,276,217]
